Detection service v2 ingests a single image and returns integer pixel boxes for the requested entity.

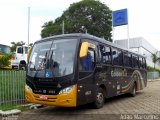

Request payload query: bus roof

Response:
[36,33,145,58]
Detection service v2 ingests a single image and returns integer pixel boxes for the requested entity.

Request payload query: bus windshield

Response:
[28,38,78,77]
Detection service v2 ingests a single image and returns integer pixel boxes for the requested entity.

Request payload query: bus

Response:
[25,33,147,108]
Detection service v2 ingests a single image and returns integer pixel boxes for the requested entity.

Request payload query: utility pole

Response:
[62,20,64,34]
[28,7,30,48]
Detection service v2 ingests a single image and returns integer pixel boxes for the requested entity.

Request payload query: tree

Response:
[41,0,112,42]
[0,53,12,68]
[152,52,160,70]
[29,43,33,47]
[10,41,25,52]
[151,51,160,79]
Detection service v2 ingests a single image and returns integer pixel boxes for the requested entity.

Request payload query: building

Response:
[0,44,11,55]
[114,37,160,68]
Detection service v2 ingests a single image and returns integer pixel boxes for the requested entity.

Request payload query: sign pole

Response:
[112,26,115,43]
[112,12,115,44]
[28,7,30,48]
[127,24,130,49]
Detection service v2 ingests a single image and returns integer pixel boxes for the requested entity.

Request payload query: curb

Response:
[0,109,21,116]
[148,79,160,82]
[0,104,43,117]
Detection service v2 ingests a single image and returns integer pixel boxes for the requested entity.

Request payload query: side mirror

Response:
[80,42,88,58]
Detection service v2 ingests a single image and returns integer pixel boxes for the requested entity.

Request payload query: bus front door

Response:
[77,48,96,106]
[77,72,95,106]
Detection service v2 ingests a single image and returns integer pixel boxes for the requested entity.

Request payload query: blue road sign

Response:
[112,9,128,27]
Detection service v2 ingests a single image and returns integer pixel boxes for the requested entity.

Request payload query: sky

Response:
[0,0,160,50]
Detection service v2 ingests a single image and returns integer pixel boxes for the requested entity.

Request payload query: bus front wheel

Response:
[130,83,137,97]
[93,88,104,109]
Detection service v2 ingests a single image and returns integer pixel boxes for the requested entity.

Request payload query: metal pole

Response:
[127,9,129,49]
[127,24,130,49]
[112,11,115,44]
[112,26,115,43]
[85,29,87,34]
[62,20,64,34]
[28,7,30,47]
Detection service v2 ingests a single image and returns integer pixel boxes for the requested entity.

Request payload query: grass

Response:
[0,70,26,111]
[0,103,29,111]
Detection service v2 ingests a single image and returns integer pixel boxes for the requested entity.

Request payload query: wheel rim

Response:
[97,92,104,104]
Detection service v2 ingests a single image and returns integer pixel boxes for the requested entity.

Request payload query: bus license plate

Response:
[40,95,48,100]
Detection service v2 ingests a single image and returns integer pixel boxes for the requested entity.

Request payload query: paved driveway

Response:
[5,80,160,120]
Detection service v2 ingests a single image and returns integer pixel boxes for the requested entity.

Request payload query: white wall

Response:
[115,37,160,68]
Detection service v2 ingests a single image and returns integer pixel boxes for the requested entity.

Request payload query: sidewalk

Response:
[148,78,160,81]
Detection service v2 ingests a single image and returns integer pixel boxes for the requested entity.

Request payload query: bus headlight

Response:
[59,85,74,94]
[25,84,33,92]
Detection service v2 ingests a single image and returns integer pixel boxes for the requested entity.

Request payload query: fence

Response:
[147,71,160,79]
[0,70,26,110]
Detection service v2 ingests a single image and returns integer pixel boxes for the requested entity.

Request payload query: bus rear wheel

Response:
[93,88,104,109]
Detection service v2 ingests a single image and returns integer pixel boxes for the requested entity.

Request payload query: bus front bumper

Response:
[25,85,77,107]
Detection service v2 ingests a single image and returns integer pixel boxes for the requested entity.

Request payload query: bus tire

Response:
[130,83,136,97]
[93,88,104,109]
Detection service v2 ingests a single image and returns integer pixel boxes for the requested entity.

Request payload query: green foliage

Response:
[0,53,12,68]
[29,43,33,47]
[41,0,112,41]
[147,66,160,73]
[11,41,25,52]
[151,51,160,70]
[151,52,160,64]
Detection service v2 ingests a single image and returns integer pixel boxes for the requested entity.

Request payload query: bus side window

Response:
[118,50,123,66]
[105,46,111,64]
[99,45,105,63]
[139,57,143,69]
[132,55,139,68]
[124,52,132,67]
[99,45,111,64]
[142,58,146,69]
[112,48,123,66]
[112,48,118,65]
[80,49,95,71]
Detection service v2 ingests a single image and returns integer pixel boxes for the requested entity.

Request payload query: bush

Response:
[147,66,160,73]
[0,53,12,68]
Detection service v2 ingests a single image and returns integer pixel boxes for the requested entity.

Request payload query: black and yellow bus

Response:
[25,33,147,108]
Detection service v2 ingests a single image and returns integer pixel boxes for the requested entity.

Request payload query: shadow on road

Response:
[28,91,143,114]
[18,92,144,120]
